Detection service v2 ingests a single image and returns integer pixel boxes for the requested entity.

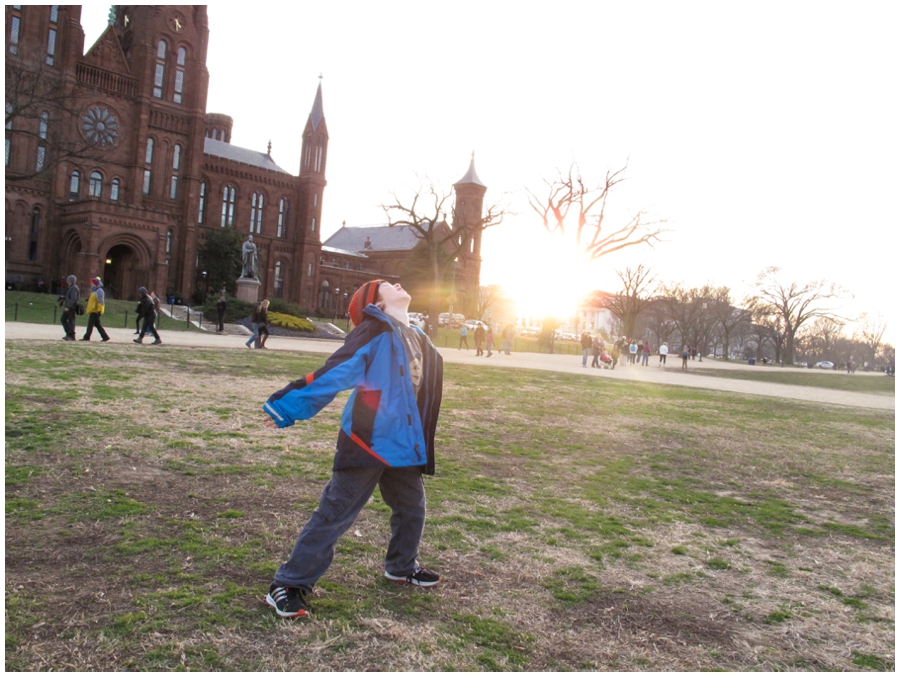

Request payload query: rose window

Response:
[82,107,119,147]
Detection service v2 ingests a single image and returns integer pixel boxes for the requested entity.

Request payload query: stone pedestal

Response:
[235,276,261,304]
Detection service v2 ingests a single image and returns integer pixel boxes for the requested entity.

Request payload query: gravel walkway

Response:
[5,322,892,411]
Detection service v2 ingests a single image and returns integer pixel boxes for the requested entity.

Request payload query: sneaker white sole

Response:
[265,593,308,618]
[384,571,441,587]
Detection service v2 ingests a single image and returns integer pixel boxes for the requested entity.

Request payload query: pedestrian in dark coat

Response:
[133,287,161,344]
[58,274,79,340]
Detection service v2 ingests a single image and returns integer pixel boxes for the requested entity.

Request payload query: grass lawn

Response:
[687,366,895,395]
[5,341,895,671]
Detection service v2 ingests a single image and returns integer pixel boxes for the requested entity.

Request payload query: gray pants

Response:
[274,465,426,594]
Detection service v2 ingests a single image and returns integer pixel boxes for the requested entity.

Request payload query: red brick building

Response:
[5,5,485,316]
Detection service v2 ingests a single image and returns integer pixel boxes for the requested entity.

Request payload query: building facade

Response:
[5,5,484,316]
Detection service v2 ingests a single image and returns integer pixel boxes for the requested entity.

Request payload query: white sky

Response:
[80,2,898,343]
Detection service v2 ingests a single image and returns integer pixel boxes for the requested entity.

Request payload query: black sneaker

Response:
[385,567,441,587]
[266,584,309,618]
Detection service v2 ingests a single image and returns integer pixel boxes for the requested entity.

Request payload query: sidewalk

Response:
[4,322,893,411]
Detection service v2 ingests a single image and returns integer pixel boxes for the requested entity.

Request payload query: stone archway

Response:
[102,244,139,301]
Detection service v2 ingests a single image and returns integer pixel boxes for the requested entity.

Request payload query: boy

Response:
[262,280,444,618]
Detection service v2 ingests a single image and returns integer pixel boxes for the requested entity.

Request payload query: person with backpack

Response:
[246,299,270,349]
[262,280,444,618]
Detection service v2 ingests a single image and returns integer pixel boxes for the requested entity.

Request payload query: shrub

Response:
[267,311,315,333]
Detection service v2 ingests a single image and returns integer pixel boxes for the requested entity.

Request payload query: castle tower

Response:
[453,153,487,317]
[295,81,328,307]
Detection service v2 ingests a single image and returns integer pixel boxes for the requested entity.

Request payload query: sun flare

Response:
[481,227,600,322]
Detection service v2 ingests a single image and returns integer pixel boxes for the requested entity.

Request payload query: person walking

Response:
[485,326,494,357]
[681,347,689,370]
[80,277,110,342]
[629,340,638,365]
[246,299,270,349]
[501,325,514,355]
[58,274,80,340]
[133,287,162,344]
[591,335,602,368]
[256,299,271,349]
[458,323,469,350]
[580,332,593,367]
[216,294,228,332]
[150,292,162,329]
[474,324,485,356]
[262,279,444,619]
[641,340,651,366]
[659,341,668,366]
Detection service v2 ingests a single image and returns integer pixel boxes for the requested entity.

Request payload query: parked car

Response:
[815,361,835,369]
[408,312,425,329]
[464,319,487,331]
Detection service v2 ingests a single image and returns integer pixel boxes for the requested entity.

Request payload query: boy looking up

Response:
[262,280,444,618]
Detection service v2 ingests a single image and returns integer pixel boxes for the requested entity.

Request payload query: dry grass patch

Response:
[5,341,894,671]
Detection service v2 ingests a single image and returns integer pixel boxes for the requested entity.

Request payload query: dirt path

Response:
[5,322,893,411]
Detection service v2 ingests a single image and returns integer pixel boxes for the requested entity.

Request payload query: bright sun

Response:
[481,227,599,322]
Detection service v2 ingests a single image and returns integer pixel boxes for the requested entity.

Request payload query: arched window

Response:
[277,198,288,238]
[46,6,58,65]
[153,41,167,98]
[274,261,284,298]
[36,112,48,171]
[166,229,173,254]
[68,170,80,201]
[143,138,154,195]
[169,144,181,199]
[318,280,331,308]
[311,217,316,233]
[110,178,120,201]
[173,47,186,104]
[29,207,40,261]
[303,135,312,170]
[314,142,324,172]
[8,6,21,55]
[250,191,264,233]
[221,184,235,227]
[198,181,207,223]
[89,171,102,198]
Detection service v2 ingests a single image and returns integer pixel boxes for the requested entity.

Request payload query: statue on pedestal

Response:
[241,235,259,279]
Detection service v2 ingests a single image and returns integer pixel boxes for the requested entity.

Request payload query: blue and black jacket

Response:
[263,305,443,475]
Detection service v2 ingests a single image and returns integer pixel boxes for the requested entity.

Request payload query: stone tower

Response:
[452,153,487,317]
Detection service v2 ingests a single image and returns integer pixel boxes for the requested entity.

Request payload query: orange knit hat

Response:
[348,280,384,327]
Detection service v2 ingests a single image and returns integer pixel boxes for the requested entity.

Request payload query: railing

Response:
[76,62,137,97]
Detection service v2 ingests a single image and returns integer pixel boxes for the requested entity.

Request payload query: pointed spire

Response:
[108,6,116,25]
[267,140,272,156]
[310,77,324,131]
[454,151,487,188]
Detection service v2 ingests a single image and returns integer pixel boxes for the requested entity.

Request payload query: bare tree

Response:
[526,162,666,260]
[748,267,844,365]
[856,312,888,365]
[658,283,717,356]
[708,287,752,360]
[799,317,846,363]
[475,284,504,323]
[383,179,505,333]
[6,48,107,182]
[601,264,657,339]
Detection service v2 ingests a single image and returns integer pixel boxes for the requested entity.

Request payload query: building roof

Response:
[323,224,425,252]
[310,82,325,132]
[454,153,487,188]
[321,245,368,259]
[203,137,292,175]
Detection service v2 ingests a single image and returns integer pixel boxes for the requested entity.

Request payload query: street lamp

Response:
[201,271,207,306]
[343,291,349,329]
[333,287,340,322]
